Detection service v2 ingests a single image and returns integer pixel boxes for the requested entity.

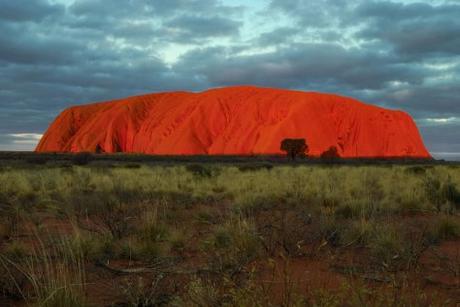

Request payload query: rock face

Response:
[36,86,431,158]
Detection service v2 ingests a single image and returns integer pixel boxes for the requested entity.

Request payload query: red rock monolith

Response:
[36,86,431,158]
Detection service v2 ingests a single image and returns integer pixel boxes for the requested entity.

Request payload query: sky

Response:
[0,0,459,159]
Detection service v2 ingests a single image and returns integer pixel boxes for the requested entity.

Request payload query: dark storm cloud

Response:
[0,0,459,156]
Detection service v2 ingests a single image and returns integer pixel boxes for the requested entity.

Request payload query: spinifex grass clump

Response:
[0,233,87,306]
[202,215,261,274]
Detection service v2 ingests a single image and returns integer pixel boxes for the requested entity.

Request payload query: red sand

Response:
[36,86,431,158]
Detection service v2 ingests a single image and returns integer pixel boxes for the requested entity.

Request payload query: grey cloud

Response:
[0,133,44,151]
[270,0,355,28]
[164,15,241,39]
[419,123,460,155]
[375,81,460,118]
[356,1,460,57]
[269,0,460,58]
[356,1,460,21]
[69,0,241,21]
[0,0,63,22]
[69,0,152,17]
[256,27,300,46]
[148,0,242,16]
[175,43,429,90]
[0,24,82,65]
[65,0,242,44]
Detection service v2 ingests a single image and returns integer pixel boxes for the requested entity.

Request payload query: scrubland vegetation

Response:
[0,161,459,306]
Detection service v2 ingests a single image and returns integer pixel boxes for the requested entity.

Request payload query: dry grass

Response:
[0,163,458,305]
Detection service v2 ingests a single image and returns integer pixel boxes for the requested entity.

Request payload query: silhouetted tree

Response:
[321,146,340,159]
[280,138,308,160]
[95,144,104,154]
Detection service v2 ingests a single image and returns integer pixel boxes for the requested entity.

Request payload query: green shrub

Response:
[203,216,261,274]
[432,218,460,241]
[404,166,426,175]
[365,223,424,269]
[183,277,221,307]
[186,164,217,178]
[26,157,48,165]
[319,217,344,247]
[70,233,116,260]
[335,204,356,219]
[237,163,273,172]
[123,163,142,169]
[441,176,460,211]
[69,231,113,261]
[2,241,28,260]
[195,209,216,225]
[120,275,172,306]
[341,219,374,246]
[117,238,163,262]
[368,228,402,263]
[72,152,93,166]
[168,229,186,253]
[138,209,169,243]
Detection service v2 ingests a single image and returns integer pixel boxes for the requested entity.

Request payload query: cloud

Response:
[269,0,353,28]
[356,1,460,58]
[255,27,300,46]
[164,15,241,40]
[174,42,429,92]
[0,133,43,151]
[423,117,458,124]
[9,133,43,144]
[0,0,63,22]
[0,0,459,157]
[419,122,460,155]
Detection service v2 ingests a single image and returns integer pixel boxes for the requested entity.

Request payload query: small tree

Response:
[320,146,340,159]
[280,138,308,160]
[95,144,104,154]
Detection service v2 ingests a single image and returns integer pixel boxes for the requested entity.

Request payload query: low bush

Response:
[186,164,216,178]
[237,163,273,172]
[72,152,93,166]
